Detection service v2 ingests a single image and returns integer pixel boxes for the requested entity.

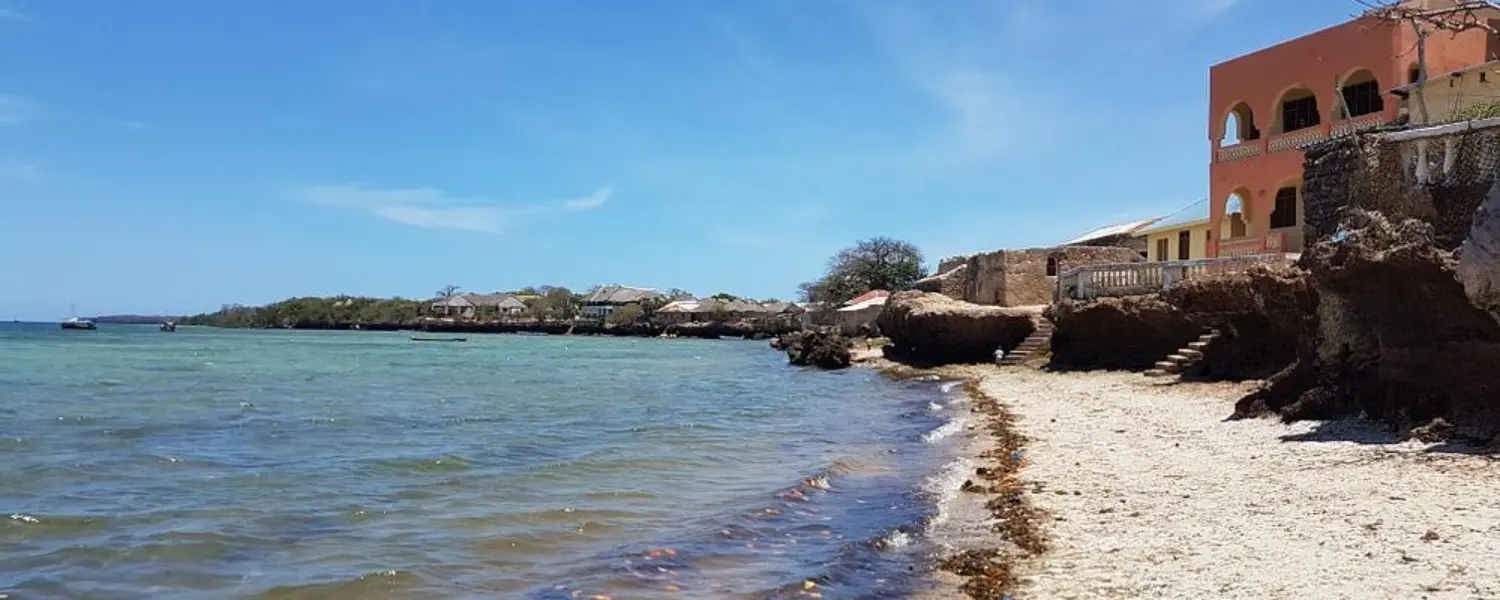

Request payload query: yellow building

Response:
[1134,200,1212,262]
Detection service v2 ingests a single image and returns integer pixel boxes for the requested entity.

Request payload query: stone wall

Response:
[926,246,1145,307]
[1302,123,1500,250]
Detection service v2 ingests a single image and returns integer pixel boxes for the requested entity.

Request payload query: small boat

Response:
[411,336,467,342]
[160,321,177,332]
[61,317,97,331]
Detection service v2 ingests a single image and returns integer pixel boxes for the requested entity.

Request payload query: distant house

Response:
[1060,217,1163,255]
[1133,200,1212,262]
[430,292,530,320]
[430,294,477,319]
[834,290,890,334]
[654,299,701,325]
[580,285,666,319]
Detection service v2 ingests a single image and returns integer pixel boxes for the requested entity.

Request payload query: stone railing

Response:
[1331,114,1383,138]
[1215,142,1262,163]
[1268,128,1328,152]
[1056,253,1298,301]
[1217,231,1288,257]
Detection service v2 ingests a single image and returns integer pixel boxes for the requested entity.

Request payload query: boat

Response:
[61,316,96,331]
[160,321,177,332]
[411,336,467,342]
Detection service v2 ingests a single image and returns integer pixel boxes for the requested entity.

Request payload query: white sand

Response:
[973,369,1500,599]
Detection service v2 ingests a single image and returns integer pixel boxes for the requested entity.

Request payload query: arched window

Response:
[1339,69,1384,118]
[1275,86,1321,133]
[1221,102,1260,146]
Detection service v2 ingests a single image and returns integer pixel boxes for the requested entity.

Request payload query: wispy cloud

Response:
[851,1,1063,167]
[562,187,612,211]
[297,183,612,233]
[0,7,33,23]
[0,94,35,126]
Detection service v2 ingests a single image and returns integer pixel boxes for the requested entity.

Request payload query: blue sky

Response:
[1,0,1363,319]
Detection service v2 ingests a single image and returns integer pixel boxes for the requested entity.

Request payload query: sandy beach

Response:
[921,367,1500,599]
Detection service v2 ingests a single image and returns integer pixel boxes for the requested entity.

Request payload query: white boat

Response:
[61,316,96,330]
[61,303,96,330]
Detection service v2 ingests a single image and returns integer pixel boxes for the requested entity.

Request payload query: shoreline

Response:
[886,363,1500,599]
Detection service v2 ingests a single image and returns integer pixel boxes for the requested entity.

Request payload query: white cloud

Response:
[562,187,612,211]
[297,183,612,233]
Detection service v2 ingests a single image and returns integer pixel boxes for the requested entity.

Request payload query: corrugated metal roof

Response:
[1134,199,1210,235]
[1061,217,1162,246]
[838,295,889,312]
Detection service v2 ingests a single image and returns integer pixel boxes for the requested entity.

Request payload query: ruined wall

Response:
[928,246,1145,307]
[1302,124,1500,250]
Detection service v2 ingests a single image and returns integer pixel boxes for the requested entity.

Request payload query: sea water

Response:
[0,324,968,599]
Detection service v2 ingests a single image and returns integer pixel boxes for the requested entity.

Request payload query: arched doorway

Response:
[1221,191,1250,239]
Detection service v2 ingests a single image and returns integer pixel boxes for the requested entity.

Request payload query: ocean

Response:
[0,324,969,599]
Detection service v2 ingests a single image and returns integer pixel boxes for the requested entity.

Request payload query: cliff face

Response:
[1161,266,1317,381]
[1236,211,1500,440]
[1045,295,1199,371]
[878,291,1038,365]
[1458,182,1500,325]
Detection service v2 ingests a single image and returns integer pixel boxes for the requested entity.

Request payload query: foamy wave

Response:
[874,529,912,551]
[921,414,968,444]
[922,456,974,527]
[927,401,944,412]
[939,381,960,393]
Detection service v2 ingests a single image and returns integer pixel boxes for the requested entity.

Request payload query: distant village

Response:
[427,285,895,333]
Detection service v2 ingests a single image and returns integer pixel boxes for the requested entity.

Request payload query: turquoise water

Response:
[0,324,964,599]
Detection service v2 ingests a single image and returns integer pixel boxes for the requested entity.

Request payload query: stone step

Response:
[1198,335,1217,343]
[1144,369,1171,378]
[1166,354,1191,363]
[1153,360,1180,372]
[1180,348,1204,359]
[1187,341,1210,350]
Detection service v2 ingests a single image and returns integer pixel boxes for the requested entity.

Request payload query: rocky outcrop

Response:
[1458,181,1500,325]
[1161,265,1317,381]
[878,291,1037,365]
[778,329,852,369]
[1046,295,1199,371]
[1235,211,1500,440]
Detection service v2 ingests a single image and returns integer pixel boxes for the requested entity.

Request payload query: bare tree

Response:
[436,284,460,299]
[1358,1,1500,125]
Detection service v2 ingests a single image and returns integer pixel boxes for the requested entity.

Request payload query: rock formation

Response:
[1161,265,1317,381]
[1046,295,1199,371]
[878,291,1037,365]
[1458,181,1500,325]
[1235,211,1500,440]
[778,329,852,369]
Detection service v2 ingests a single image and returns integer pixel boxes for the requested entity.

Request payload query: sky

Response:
[0,0,1369,319]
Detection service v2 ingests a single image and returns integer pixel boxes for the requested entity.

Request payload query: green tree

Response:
[799,237,927,304]
[542,286,578,320]
[710,292,740,301]
[666,288,695,300]
[606,304,645,325]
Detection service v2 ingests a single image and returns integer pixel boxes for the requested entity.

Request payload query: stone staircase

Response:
[998,319,1055,366]
[1145,328,1220,378]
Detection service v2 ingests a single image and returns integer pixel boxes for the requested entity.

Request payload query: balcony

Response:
[1218,231,1289,257]
[1055,253,1300,301]
[1331,114,1383,138]
[1213,116,1384,164]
